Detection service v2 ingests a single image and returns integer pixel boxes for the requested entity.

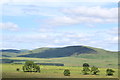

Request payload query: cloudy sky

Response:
[0,0,118,51]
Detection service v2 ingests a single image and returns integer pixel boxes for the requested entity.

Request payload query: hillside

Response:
[1,46,118,68]
[1,45,117,58]
[1,49,30,57]
[17,46,98,58]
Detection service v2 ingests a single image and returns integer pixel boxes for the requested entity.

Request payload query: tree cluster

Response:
[18,61,115,76]
[81,63,115,76]
[22,61,40,72]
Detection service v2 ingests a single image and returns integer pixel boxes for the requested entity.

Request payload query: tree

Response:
[22,66,25,72]
[64,69,70,76]
[36,66,40,72]
[82,63,90,75]
[106,69,115,76]
[83,63,89,67]
[82,67,90,75]
[33,64,40,72]
[24,61,34,72]
[22,61,40,72]
[91,66,100,75]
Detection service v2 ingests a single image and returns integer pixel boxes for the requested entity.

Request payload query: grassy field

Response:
[2,64,118,78]
[3,55,118,68]
[2,51,118,78]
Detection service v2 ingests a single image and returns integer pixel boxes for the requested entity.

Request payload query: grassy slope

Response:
[2,46,118,58]
[2,52,19,57]
[4,52,118,68]
[3,46,118,68]
[17,46,98,58]
[2,64,118,78]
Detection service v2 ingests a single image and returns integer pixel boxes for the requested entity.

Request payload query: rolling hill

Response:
[18,46,98,58]
[1,45,118,68]
[1,45,117,58]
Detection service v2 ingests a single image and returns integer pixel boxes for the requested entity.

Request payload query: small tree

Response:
[91,66,100,75]
[64,69,70,76]
[106,69,115,76]
[82,67,90,75]
[82,63,90,75]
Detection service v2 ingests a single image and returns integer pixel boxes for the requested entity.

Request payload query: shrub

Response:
[16,68,20,71]
[91,66,100,75]
[106,69,115,76]
[82,67,90,75]
[64,69,70,76]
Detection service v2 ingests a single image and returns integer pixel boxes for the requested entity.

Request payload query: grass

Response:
[1,46,118,78]
[2,64,118,78]
[3,55,118,68]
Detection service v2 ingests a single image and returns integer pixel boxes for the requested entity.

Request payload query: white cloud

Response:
[0,22,19,31]
[106,36,118,43]
[44,6,118,26]
[107,27,118,35]
[47,16,79,26]
[0,0,118,4]
[95,28,118,44]
[48,7,118,25]
[1,0,118,17]
[1,2,118,51]
[2,28,118,51]
[2,4,58,16]
[62,6,117,19]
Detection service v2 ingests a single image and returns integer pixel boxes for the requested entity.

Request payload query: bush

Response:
[82,67,90,75]
[91,66,100,75]
[16,68,20,71]
[106,69,115,76]
[64,69,70,76]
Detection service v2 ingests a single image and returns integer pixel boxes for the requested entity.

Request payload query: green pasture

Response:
[2,64,118,78]
[3,56,118,68]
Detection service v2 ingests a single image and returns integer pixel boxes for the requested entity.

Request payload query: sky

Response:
[0,0,119,51]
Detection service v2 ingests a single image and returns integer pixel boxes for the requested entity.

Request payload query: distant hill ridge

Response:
[1,45,116,58]
[18,46,97,58]
[0,49,21,53]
